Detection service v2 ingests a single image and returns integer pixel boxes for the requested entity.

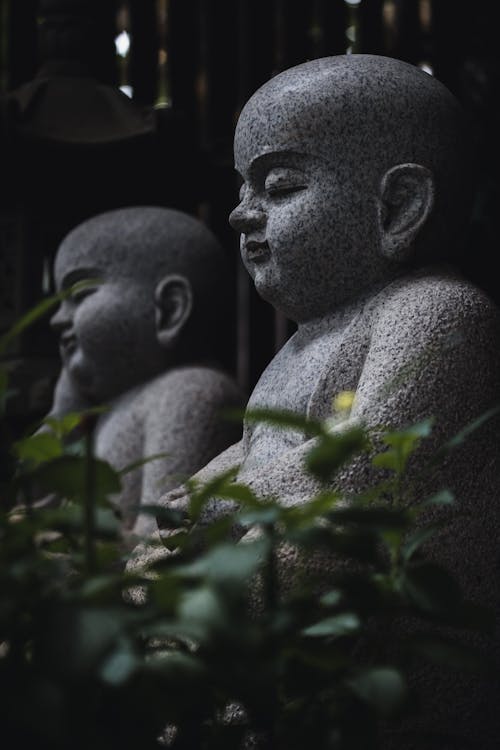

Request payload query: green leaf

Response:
[238,505,281,526]
[320,589,343,607]
[373,419,434,476]
[0,297,62,354]
[306,426,368,481]
[203,514,238,546]
[118,452,169,476]
[328,506,410,530]
[288,526,380,564]
[0,367,8,413]
[41,505,120,538]
[160,529,189,552]
[93,507,121,537]
[47,607,125,676]
[410,635,488,673]
[13,432,63,467]
[187,467,239,522]
[26,455,121,503]
[44,413,83,437]
[178,586,226,635]
[0,280,101,354]
[283,491,341,528]
[347,667,407,716]
[400,526,438,563]
[138,504,187,528]
[372,452,399,471]
[101,646,138,685]
[413,490,455,516]
[80,575,123,601]
[384,419,434,445]
[381,528,405,558]
[214,482,261,506]
[243,407,324,436]
[178,539,268,589]
[302,612,360,638]
[443,403,500,452]
[43,406,107,440]
[0,367,7,393]
[150,575,181,610]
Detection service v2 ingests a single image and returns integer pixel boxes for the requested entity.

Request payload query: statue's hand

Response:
[157,486,241,540]
[159,484,189,508]
[49,367,90,417]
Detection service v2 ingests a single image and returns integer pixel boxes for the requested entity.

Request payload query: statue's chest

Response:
[94,398,145,521]
[95,403,143,468]
[248,338,330,414]
[242,326,365,471]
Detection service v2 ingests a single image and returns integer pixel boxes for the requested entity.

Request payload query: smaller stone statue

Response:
[47,206,243,537]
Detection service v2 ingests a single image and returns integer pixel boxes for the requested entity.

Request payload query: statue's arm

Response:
[222,283,500,510]
[131,369,244,536]
[154,283,500,535]
[46,367,91,418]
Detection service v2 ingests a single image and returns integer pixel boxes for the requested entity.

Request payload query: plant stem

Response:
[83,417,96,576]
[263,523,278,616]
[262,523,280,747]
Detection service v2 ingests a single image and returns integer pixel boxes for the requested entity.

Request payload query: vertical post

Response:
[129,0,157,105]
[155,0,170,109]
[392,0,421,64]
[318,0,348,57]
[168,0,201,139]
[431,0,468,96]
[358,0,384,55]
[115,1,133,97]
[344,0,363,53]
[0,0,10,93]
[6,0,38,88]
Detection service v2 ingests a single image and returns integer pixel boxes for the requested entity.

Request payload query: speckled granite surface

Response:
[48,206,243,534]
[152,57,500,747]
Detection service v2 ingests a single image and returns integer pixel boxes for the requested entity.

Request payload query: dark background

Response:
[1,0,499,430]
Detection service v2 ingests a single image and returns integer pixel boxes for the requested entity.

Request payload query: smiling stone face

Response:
[50,206,228,404]
[51,230,166,403]
[229,55,471,322]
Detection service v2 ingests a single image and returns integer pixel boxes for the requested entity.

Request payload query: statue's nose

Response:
[50,301,72,332]
[229,204,266,233]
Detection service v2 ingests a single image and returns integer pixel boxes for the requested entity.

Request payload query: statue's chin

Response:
[67,358,101,404]
[253,279,304,322]
[251,266,283,306]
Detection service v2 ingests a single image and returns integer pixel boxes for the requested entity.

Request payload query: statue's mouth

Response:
[245,240,270,264]
[60,332,77,359]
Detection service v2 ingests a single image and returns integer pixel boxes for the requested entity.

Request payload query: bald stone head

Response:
[230,55,472,322]
[51,206,227,402]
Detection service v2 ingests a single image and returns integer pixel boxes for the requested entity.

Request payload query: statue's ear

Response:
[378,163,435,263]
[154,274,193,348]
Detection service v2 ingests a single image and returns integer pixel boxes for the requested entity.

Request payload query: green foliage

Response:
[0,306,496,749]
[372,419,433,476]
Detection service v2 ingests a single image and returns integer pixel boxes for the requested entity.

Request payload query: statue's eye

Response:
[69,279,101,303]
[264,168,307,197]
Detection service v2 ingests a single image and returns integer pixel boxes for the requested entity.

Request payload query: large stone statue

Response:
[47,206,243,537]
[158,56,500,747]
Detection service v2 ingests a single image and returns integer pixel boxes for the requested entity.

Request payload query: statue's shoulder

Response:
[142,365,243,412]
[371,266,500,333]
